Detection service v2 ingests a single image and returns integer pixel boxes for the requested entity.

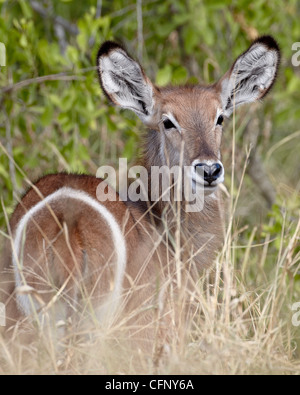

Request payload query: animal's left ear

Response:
[217,36,281,117]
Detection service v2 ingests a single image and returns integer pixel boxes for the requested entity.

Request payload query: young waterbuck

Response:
[1,36,280,353]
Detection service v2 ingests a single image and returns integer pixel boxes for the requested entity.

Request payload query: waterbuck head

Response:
[97,37,280,195]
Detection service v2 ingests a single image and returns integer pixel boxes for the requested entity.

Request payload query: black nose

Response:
[195,163,223,185]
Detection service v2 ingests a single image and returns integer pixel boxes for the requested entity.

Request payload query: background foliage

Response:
[0,0,300,373]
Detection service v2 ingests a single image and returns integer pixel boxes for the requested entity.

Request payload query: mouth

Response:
[192,179,218,192]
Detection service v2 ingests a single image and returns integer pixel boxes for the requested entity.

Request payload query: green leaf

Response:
[19,34,28,48]
[79,123,89,138]
[156,65,172,86]
[18,0,32,18]
[41,105,54,127]
[0,163,9,179]
[123,136,136,159]
[172,66,188,84]
[49,94,62,107]
[66,46,79,64]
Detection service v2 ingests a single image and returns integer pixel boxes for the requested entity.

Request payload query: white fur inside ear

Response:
[221,44,278,116]
[99,49,154,122]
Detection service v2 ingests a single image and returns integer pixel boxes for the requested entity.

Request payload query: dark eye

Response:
[217,115,224,126]
[163,119,176,130]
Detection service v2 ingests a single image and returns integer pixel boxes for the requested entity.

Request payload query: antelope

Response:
[1,36,280,353]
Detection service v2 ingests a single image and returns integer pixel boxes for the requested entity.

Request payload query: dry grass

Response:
[0,232,299,374]
[0,193,299,375]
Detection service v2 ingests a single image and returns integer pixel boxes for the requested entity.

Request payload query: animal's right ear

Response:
[97,41,156,124]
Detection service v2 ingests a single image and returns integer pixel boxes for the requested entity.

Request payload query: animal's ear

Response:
[217,36,281,117]
[97,41,156,124]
